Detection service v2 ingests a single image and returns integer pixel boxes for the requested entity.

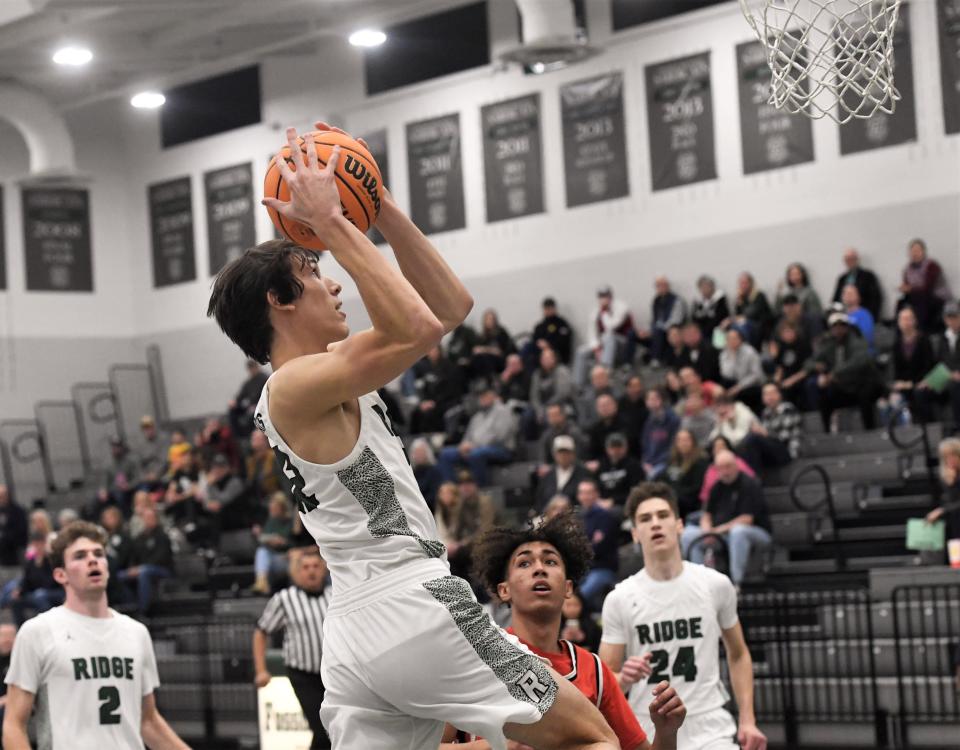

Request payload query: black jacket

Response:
[535,463,592,511]
[0,501,27,566]
[130,527,174,570]
[832,267,883,321]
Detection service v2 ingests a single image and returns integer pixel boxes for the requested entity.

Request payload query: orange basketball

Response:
[264,131,383,251]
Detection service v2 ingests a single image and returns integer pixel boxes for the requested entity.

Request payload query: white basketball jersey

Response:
[255,383,448,592]
[601,562,738,734]
[4,606,160,750]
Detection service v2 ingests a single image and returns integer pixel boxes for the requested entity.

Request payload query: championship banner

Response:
[481,93,545,221]
[406,114,466,234]
[205,162,255,274]
[938,0,960,135]
[840,2,916,154]
[148,177,196,288]
[645,52,717,191]
[360,129,389,244]
[21,187,93,292]
[736,39,815,174]
[560,72,630,207]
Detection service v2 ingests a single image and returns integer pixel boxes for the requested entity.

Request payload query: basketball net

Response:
[739,0,902,124]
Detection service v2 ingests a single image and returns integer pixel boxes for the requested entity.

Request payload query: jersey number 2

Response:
[647,646,698,684]
[99,686,121,725]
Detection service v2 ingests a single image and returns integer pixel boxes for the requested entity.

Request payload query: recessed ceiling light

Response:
[53,46,93,67]
[349,29,386,47]
[130,91,165,109]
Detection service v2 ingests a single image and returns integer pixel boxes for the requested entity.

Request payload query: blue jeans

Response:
[681,523,772,585]
[0,578,21,608]
[437,445,512,486]
[579,568,618,609]
[119,564,171,612]
[255,547,289,581]
[573,332,626,387]
[11,587,64,626]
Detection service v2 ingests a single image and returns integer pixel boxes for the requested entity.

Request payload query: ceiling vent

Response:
[498,0,598,74]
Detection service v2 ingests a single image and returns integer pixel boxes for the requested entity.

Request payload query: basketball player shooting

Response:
[208,123,621,750]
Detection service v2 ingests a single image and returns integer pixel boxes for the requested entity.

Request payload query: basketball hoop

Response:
[739,0,902,124]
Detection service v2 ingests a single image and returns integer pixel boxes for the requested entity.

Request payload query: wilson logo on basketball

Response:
[343,155,381,214]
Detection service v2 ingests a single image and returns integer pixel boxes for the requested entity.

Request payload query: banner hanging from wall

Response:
[645,52,717,191]
[560,72,630,207]
[205,162,255,275]
[0,186,6,291]
[736,39,815,174]
[360,129,390,245]
[406,114,466,234]
[148,177,196,288]
[840,2,916,154]
[481,93,545,222]
[938,0,960,135]
[21,187,93,292]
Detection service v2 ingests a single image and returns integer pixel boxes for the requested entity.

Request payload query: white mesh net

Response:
[739,0,902,124]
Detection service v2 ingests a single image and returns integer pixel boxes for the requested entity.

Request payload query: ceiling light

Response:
[349,29,386,47]
[130,91,165,109]
[52,46,93,67]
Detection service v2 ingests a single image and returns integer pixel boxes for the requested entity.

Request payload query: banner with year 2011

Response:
[22,187,93,292]
[406,114,466,235]
[205,162,255,275]
[360,129,390,245]
[148,176,196,288]
[481,93,545,221]
[645,52,717,191]
[938,0,960,135]
[560,72,630,207]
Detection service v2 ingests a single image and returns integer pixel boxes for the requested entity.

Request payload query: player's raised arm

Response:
[2,684,34,750]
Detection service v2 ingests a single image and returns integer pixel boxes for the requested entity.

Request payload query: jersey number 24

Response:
[647,647,697,684]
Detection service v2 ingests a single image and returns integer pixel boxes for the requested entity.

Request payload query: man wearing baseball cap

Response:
[535,435,592,512]
[573,286,634,388]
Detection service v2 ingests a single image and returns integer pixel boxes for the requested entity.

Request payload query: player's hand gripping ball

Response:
[264,128,383,251]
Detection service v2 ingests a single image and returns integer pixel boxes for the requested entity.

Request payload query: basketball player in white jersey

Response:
[207,123,620,750]
[2,521,188,750]
[599,482,767,750]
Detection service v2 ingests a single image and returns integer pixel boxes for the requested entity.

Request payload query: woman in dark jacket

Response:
[471,308,516,377]
[665,429,710,520]
[732,272,775,347]
[890,306,935,422]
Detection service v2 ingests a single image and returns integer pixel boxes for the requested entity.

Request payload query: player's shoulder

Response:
[109,609,152,638]
[603,577,634,606]
[15,608,58,639]
[683,561,737,595]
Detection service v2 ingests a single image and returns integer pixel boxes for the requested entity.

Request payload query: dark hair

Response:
[50,521,107,569]
[472,511,594,603]
[714,393,734,407]
[626,481,680,523]
[786,262,809,288]
[207,240,320,364]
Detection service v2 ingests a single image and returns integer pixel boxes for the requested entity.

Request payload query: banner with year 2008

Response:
[406,113,466,235]
[148,176,196,288]
[21,187,93,292]
[645,52,717,191]
[561,72,630,208]
[481,93,545,222]
[204,162,256,275]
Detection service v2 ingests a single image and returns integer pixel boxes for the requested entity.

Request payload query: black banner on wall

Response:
[481,93,544,222]
[645,52,717,191]
[938,0,960,135]
[204,162,255,274]
[840,2,916,154]
[560,72,629,207]
[406,114,466,234]
[736,39,815,174]
[21,187,93,292]
[148,177,196,288]
[360,129,390,245]
[0,187,6,291]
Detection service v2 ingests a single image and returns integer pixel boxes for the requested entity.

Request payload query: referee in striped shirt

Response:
[253,547,332,749]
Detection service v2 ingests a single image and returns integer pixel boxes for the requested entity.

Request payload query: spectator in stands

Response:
[670,365,722,409]
[593,433,645,507]
[203,453,252,533]
[690,275,730,341]
[888,306,936,423]
[560,590,602,654]
[573,286,634,387]
[660,326,688,370]
[100,436,139,511]
[679,391,717,447]
[9,531,63,626]
[926,437,960,548]
[163,445,203,531]
[618,375,649,450]
[0,622,15,726]
[539,401,587,464]
[730,272,775,346]
[530,297,573,365]
[641,387,680,479]
[700,436,757,505]
[776,262,822,319]
[410,438,443,511]
[446,323,479,383]
[738,383,802,472]
[245,429,281,511]
[434,477,494,582]
[832,247,883,321]
[56,509,78,532]
[638,276,687,363]
[770,321,814,410]
[100,506,132,573]
[587,394,631,461]
[135,415,168,480]
[682,450,772,587]
[472,308,516,378]
[535,435,591,511]
[128,490,153,539]
[719,327,764,414]
[437,383,516,486]
[575,479,620,608]
[777,292,824,346]
[666,429,710,520]
[899,238,952,333]
[543,494,573,521]
[841,283,876,353]
[228,360,269,438]
[710,394,758,453]
[576,364,619,428]
[194,416,241,473]
[498,353,530,405]
[252,492,294,594]
[0,485,27,567]
[165,429,191,476]
[119,506,173,613]
[931,302,960,432]
[410,345,463,435]
[681,322,721,383]
[807,311,883,431]
[529,347,575,423]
